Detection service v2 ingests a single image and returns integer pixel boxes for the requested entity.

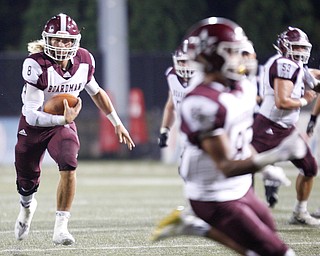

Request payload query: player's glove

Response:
[303,66,320,92]
[253,130,307,170]
[158,127,169,148]
[306,114,317,136]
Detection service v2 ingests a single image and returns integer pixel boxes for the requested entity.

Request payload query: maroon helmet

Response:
[182,17,255,81]
[42,13,81,61]
[276,27,311,64]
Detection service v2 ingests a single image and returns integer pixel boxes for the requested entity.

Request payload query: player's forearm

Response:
[311,96,320,116]
[23,108,66,127]
[91,88,115,115]
[23,84,66,127]
[161,109,175,130]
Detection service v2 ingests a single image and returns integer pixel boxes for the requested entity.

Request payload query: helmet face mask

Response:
[183,17,257,81]
[172,48,195,79]
[241,41,258,77]
[277,27,312,64]
[217,40,255,80]
[42,13,81,61]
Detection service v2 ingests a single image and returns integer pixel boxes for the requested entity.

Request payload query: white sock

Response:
[20,194,34,208]
[284,248,296,256]
[56,211,71,218]
[54,211,71,232]
[294,200,307,213]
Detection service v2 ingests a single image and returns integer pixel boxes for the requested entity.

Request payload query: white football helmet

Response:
[172,42,195,79]
[276,26,312,64]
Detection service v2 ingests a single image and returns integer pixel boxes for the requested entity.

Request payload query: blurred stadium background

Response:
[1,0,320,164]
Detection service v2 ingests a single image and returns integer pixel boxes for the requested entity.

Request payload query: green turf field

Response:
[1,160,320,255]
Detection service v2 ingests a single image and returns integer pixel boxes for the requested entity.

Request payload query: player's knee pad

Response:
[16,180,39,196]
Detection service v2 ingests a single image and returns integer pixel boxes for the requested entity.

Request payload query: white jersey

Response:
[165,67,201,149]
[20,48,100,127]
[165,67,197,112]
[259,54,305,128]
[179,79,256,202]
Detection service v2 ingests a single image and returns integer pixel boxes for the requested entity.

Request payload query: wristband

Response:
[299,98,307,107]
[107,111,122,126]
[160,127,170,134]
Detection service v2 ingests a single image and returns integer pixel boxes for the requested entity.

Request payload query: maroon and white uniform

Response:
[15,48,101,195]
[21,48,99,127]
[166,67,189,112]
[166,67,201,160]
[179,79,289,254]
[252,54,317,177]
[180,79,256,201]
[259,54,304,127]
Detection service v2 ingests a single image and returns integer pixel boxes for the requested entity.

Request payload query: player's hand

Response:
[158,129,169,148]
[306,115,317,137]
[303,90,317,104]
[63,98,82,124]
[114,124,135,150]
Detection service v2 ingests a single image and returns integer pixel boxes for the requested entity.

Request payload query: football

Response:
[43,94,78,115]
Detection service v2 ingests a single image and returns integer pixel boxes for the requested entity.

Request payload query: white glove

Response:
[276,130,307,160]
[303,66,319,90]
[253,130,307,169]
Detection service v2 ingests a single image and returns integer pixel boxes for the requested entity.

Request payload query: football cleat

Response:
[53,214,75,245]
[151,206,185,242]
[289,211,320,226]
[15,198,38,240]
[311,208,320,218]
[53,230,75,245]
[264,179,280,208]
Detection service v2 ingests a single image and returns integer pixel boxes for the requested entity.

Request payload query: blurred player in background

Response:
[152,17,302,255]
[243,43,292,207]
[157,42,217,246]
[158,43,196,154]
[14,13,134,245]
[251,26,318,225]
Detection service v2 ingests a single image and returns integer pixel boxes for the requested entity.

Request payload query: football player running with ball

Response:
[14,13,134,245]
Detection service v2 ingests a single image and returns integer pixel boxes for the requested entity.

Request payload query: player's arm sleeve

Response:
[85,76,100,96]
[23,84,66,127]
[22,58,42,85]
